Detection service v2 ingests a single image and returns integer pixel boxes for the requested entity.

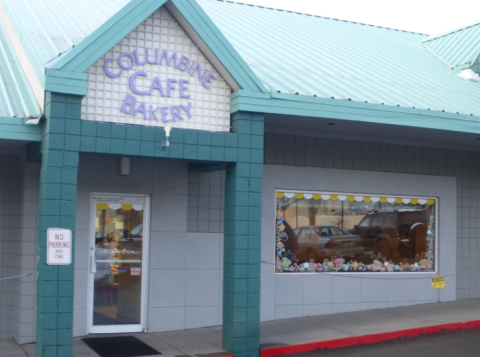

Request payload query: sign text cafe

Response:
[104,48,217,123]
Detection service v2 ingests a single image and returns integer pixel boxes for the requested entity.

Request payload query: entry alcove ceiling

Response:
[0,139,32,150]
[265,113,480,152]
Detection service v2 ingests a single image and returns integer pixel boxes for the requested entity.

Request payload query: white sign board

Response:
[82,7,231,132]
[47,228,72,265]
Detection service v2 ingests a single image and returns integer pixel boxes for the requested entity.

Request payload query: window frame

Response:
[275,189,438,274]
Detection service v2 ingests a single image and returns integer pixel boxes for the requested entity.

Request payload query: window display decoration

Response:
[108,248,142,256]
[275,192,435,205]
[96,203,144,211]
[275,191,436,273]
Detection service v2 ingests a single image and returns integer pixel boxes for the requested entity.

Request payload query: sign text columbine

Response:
[104,48,217,122]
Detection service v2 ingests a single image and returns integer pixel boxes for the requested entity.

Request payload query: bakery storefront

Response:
[260,164,456,320]
[2,1,480,357]
[75,6,233,335]
[1,1,264,356]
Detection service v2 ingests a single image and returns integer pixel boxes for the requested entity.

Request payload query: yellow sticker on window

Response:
[432,276,445,289]
[96,203,109,210]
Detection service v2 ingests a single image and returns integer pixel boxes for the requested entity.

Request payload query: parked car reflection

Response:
[348,210,428,262]
[293,225,364,262]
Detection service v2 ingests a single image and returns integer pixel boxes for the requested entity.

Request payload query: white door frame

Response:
[87,193,150,334]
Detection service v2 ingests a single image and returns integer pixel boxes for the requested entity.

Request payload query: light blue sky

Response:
[236,0,480,36]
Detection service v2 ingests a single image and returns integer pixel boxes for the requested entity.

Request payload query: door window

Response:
[90,195,149,333]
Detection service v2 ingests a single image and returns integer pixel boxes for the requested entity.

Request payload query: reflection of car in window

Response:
[293,225,364,262]
[348,210,428,260]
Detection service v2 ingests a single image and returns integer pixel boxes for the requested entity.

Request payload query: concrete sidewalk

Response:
[4,299,480,357]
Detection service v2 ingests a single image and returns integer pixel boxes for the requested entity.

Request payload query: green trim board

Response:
[44,70,88,96]
[0,130,40,141]
[231,90,480,135]
[74,120,264,163]
[0,116,41,141]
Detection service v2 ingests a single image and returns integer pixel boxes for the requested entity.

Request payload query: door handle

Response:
[91,256,96,274]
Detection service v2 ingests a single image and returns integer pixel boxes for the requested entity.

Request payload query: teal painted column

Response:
[223,112,264,357]
[36,93,81,357]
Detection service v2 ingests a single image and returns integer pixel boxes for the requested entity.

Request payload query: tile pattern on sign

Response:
[82,6,231,132]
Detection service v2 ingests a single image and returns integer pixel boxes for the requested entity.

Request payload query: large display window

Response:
[275,191,436,273]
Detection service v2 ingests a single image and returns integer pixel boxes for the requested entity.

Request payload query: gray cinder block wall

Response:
[0,151,39,343]
[187,171,225,234]
[261,164,455,319]
[14,160,40,344]
[0,153,21,341]
[73,154,224,336]
[263,133,474,300]
[0,153,19,340]
[186,133,480,317]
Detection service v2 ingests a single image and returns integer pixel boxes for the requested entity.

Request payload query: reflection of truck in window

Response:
[348,210,428,261]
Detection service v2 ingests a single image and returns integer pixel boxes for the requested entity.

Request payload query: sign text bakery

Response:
[104,48,217,122]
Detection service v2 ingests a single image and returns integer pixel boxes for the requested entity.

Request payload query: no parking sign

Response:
[47,228,72,265]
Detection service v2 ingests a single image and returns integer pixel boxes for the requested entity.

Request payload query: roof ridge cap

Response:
[422,20,480,43]
[203,0,428,36]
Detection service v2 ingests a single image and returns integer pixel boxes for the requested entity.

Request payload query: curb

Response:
[260,320,480,357]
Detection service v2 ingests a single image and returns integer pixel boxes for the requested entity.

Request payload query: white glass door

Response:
[88,194,150,334]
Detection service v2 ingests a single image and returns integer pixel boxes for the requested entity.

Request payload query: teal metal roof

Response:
[422,21,480,71]
[0,21,40,119]
[198,0,480,117]
[0,0,130,68]
[4,0,480,120]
